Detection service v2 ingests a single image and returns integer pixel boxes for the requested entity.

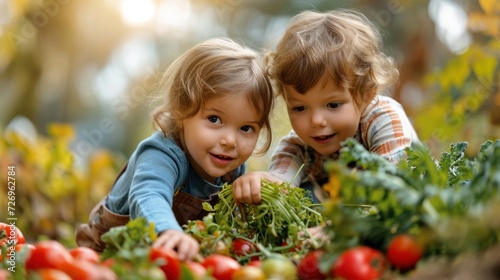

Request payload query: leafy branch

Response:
[322,138,500,260]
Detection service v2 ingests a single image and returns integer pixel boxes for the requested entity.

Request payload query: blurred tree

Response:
[0,0,436,152]
[415,0,500,155]
[1,0,127,125]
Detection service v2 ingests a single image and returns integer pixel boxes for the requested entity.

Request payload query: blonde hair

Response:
[150,38,274,155]
[267,9,399,107]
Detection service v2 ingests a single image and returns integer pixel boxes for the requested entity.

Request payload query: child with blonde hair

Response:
[76,37,274,261]
[233,9,419,206]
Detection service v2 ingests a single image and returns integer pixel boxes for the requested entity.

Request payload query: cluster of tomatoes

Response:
[295,234,424,280]
[200,234,424,280]
[1,221,424,280]
[0,221,115,279]
[0,222,287,280]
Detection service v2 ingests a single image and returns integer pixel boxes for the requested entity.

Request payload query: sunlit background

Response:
[1,0,499,245]
[2,0,498,166]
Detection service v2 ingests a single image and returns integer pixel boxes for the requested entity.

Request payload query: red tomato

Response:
[332,246,387,280]
[25,240,73,271]
[247,260,262,267]
[62,260,117,280]
[0,222,26,246]
[181,261,207,280]
[232,238,258,259]
[149,246,181,280]
[386,234,423,270]
[101,258,116,268]
[201,254,241,280]
[17,243,35,251]
[69,247,100,264]
[297,250,326,280]
[32,268,72,280]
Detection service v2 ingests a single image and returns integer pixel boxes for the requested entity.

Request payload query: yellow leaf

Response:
[0,35,16,69]
[414,96,452,140]
[479,0,500,15]
[11,0,30,18]
[323,172,341,200]
[495,74,500,106]
[4,130,30,152]
[440,55,469,91]
[47,123,75,141]
[468,12,500,37]
[473,57,497,84]
[89,150,114,177]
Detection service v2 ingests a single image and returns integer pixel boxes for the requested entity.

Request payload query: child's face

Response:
[284,76,363,155]
[180,94,262,182]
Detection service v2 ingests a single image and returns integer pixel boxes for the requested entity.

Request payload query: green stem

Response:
[289,164,306,185]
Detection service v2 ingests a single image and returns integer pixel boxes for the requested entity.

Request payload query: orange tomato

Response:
[69,247,100,264]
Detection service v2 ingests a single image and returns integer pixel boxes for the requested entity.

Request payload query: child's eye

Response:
[240,125,255,133]
[208,115,221,124]
[292,106,305,112]
[327,102,341,109]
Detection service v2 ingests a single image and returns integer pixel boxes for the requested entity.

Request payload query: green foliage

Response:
[100,217,157,261]
[209,181,323,240]
[200,180,324,257]
[322,138,500,263]
[419,1,500,147]
[99,218,165,280]
[417,42,500,147]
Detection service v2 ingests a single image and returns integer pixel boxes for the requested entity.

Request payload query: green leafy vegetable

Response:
[198,180,324,258]
[99,218,164,279]
[322,138,500,264]
[100,217,157,261]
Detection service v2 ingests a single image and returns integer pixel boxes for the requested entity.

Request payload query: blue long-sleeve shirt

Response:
[105,131,245,233]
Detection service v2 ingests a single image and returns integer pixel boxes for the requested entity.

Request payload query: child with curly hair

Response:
[233,9,419,206]
[76,37,274,261]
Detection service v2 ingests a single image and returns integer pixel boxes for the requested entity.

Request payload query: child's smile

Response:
[311,133,336,145]
[209,152,235,166]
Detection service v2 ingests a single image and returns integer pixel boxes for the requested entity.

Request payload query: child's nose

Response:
[220,131,236,147]
[310,111,327,128]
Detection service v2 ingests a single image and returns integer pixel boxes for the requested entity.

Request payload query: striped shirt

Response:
[269,95,419,186]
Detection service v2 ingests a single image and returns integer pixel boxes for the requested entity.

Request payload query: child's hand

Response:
[153,229,200,261]
[307,225,326,239]
[306,225,330,244]
[232,171,283,205]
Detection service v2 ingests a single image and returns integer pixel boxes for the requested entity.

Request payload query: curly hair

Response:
[149,38,274,155]
[267,9,399,108]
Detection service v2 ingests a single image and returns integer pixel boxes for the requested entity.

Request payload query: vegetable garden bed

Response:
[1,138,499,279]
